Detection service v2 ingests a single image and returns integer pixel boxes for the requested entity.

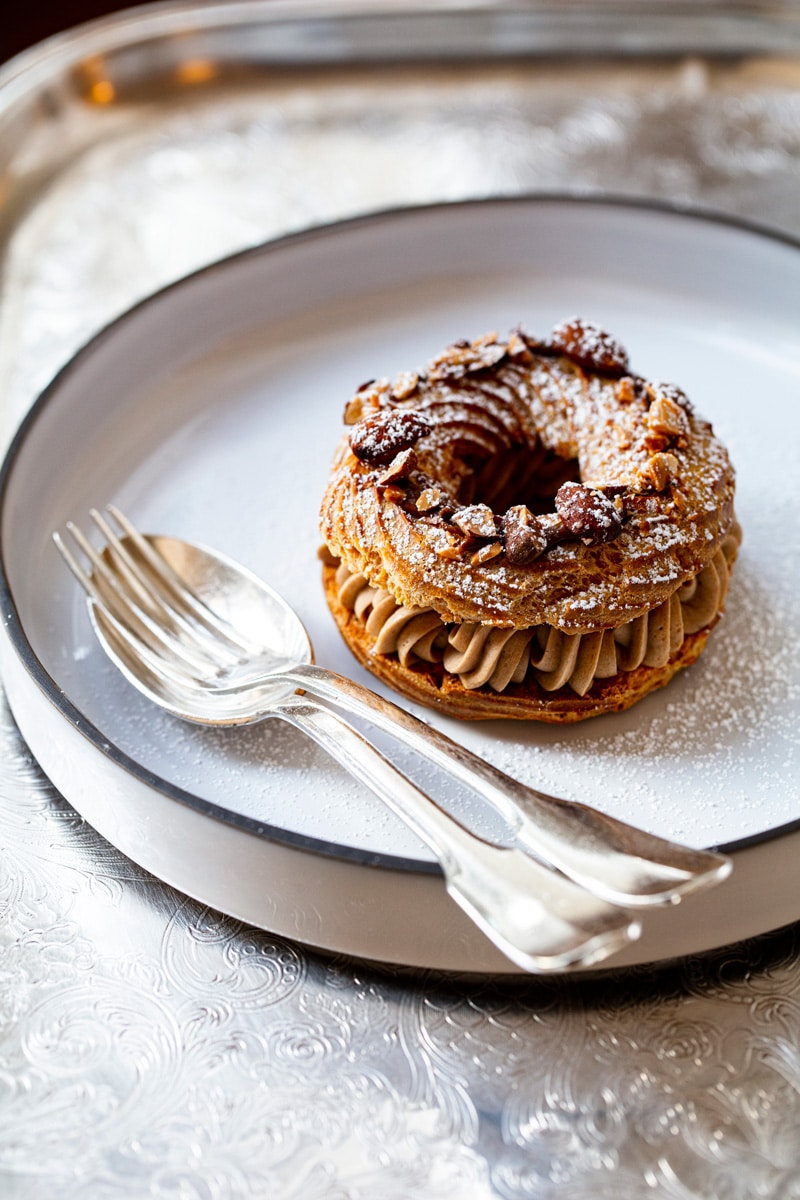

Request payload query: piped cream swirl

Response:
[332,523,740,698]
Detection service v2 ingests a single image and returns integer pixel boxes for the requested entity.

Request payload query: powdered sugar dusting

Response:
[324,323,736,633]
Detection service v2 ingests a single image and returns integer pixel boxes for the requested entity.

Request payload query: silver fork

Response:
[54,508,731,967]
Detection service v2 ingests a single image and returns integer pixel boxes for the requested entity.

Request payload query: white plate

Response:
[2,197,799,972]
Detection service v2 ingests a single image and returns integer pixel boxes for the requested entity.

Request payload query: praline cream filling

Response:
[332,524,741,698]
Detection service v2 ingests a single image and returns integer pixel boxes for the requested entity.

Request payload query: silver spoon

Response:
[54,512,645,974]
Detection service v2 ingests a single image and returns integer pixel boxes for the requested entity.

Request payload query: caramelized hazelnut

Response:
[555,482,623,544]
[349,409,430,464]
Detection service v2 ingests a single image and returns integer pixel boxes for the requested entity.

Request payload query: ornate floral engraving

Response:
[3,678,800,1197]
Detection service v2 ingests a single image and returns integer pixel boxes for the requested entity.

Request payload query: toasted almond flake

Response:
[452,504,497,539]
[417,486,443,512]
[635,451,681,492]
[471,542,503,566]
[392,370,419,400]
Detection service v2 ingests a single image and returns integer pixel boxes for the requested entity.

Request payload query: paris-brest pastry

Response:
[319,318,739,722]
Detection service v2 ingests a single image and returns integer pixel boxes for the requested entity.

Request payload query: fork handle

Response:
[273,694,638,973]
[284,664,731,908]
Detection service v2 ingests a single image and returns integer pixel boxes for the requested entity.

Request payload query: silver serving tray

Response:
[4,8,800,1196]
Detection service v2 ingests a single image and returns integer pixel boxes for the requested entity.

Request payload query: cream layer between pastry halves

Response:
[330,523,741,698]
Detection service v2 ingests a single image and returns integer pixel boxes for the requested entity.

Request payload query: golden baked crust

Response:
[319,319,738,720]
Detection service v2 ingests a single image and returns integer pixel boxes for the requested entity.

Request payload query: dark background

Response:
[1,2,137,64]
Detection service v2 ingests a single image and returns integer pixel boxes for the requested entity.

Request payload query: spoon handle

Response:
[285,664,731,908]
[274,694,638,972]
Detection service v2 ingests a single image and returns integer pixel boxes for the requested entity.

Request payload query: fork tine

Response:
[94,593,222,695]
[90,508,242,671]
[55,522,225,679]
[53,529,103,602]
[105,506,262,658]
